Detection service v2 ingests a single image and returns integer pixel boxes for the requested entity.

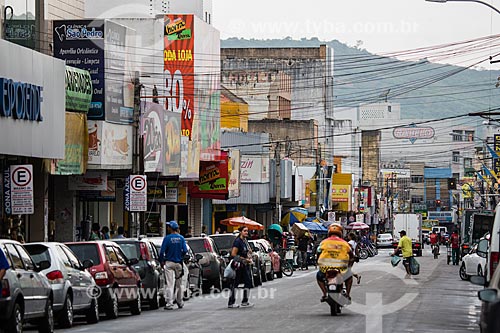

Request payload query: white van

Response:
[487,203,500,282]
[432,226,448,236]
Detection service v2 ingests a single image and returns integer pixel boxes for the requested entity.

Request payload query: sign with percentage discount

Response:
[163,14,194,140]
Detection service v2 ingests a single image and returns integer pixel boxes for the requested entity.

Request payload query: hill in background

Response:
[222,37,500,124]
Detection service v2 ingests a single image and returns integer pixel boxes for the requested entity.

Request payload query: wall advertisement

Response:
[164,14,200,180]
[52,112,89,175]
[189,152,229,200]
[87,120,132,169]
[240,156,270,183]
[53,20,133,123]
[65,66,92,113]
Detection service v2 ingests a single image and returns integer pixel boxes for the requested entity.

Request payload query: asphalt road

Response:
[54,246,482,333]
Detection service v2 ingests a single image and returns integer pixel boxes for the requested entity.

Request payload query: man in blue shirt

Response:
[160,221,187,310]
[0,248,10,296]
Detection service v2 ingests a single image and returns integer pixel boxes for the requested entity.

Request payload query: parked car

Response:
[186,236,226,293]
[147,237,202,299]
[376,233,394,248]
[24,242,99,327]
[473,237,500,333]
[460,239,488,280]
[208,233,237,264]
[249,239,273,283]
[66,240,142,319]
[0,239,54,333]
[113,238,165,309]
[255,238,277,280]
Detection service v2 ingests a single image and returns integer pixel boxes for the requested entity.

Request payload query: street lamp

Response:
[426,0,500,15]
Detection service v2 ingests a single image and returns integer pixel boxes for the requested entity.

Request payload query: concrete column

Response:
[30,158,48,242]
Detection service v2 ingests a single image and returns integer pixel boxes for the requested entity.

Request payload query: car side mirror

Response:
[478,289,498,302]
[82,259,94,269]
[195,254,203,261]
[127,258,139,266]
[220,250,228,257]
[37,260,50,271]
[183,254,191,262]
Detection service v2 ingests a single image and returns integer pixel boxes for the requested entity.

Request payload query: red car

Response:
[66,240,142,319]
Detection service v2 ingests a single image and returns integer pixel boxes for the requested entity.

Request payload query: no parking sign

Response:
[124,175,147,212]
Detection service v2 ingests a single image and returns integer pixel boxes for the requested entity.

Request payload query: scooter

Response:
[324,269,349,316]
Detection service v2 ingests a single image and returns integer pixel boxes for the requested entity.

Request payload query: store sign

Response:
[124,175,147,212]
[65,66,92,112]
[69,171,107,191]
[8,165,34,214]
[0,77,43,122]
[331,184,350,202]
[240,156,270,183]
[393,124,434,144]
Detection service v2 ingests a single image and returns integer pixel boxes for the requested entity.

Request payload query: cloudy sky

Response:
[213,0,500,57]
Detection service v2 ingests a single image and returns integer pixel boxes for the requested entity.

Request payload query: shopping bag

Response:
[391,255,401,267]
[224,260,236,279]
[409,256,420,275]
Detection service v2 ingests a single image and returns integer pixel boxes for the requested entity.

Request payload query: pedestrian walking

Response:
[297,232,309,270]
[113,226,126,239]
[159,221,188,310]
[228,226,254,309]
[392,230,413,278]
[0,248,10,295]
[450,230,460,265]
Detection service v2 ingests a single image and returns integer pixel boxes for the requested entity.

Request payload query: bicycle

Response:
[279,257,294,277]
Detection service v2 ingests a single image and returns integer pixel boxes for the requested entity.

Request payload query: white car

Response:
[376,233,394,248]
[460,241,488,280]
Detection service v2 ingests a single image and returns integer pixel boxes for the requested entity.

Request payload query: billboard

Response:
[194,16,221,161]
[164,15,200,180]
[53,20,133,123]
[65,66,92,112]
[189,152,229,200]
[87,120,132,169]
[52,112,89,175]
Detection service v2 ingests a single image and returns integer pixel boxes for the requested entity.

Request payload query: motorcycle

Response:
[324,269,349,316]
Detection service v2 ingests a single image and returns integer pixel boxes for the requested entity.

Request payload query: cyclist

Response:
[430,230,439,256]
[316,223,354,302]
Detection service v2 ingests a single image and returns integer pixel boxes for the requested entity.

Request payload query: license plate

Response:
[328,284,337,291]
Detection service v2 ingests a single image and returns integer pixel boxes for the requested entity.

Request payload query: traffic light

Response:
[436,199,441,207]
[447,178,456,190]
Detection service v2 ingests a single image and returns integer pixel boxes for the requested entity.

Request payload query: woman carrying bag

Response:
[228,226,254,309]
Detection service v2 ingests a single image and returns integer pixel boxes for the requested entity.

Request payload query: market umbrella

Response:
[345,222,370,230]
[304,216,327,224]
[302,221,328,234]
[281,207,308,226]
[220,216,264,230]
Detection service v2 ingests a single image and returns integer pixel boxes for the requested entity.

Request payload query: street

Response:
[51,247,482,333]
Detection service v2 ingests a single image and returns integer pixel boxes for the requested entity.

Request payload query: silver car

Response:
[25,242,98,328]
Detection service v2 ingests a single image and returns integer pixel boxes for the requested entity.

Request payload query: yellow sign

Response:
[331,184,350,202]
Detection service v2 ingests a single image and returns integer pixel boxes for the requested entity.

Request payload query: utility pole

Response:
[131,73,144,238]
[316,143,322,218]
[275,143,281,225]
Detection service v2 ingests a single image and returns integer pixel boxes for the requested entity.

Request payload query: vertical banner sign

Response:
[10,165,34,214]
[164,15,194,139]
[494,134,500,175]
[125,175,147,212]
[3,168,11,215]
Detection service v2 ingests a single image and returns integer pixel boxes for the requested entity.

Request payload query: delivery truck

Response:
[392,213,423,256]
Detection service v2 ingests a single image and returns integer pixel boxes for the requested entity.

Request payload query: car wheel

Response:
[58,293,74,328]
[478,265,483,277]
[459,263,470,281]
[85,297,99,324]
[106,289,119,319]
[149,288,159,310]
[38,298,54,333]
[261,265,268,283]
[7,302,23,333]
[130,290,141,315]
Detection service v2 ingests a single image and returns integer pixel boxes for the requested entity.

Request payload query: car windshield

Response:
[210,235,236,251]
[117,242,140,260]
[24,244,51,265]
[379,234,391,239]
[187,239,206,253]
[67,244,100,266]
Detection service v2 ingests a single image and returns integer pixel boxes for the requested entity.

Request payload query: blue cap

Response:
[167,220,179,230]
